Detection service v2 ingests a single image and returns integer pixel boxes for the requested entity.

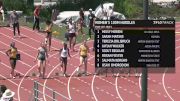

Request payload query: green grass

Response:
[0,16,93,43]
[18,17,93,43]
[176,17,180,22]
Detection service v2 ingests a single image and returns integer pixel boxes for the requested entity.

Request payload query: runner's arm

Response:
[87,46,90,57]
[34,50,39,61]
[5,49,11,57]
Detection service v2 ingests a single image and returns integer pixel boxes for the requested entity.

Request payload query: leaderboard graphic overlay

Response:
[95,20,175,68]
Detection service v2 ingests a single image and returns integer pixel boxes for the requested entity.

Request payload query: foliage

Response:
[3,0,26,11]
[149,3,179,17]
[114,0,125,14]
[1,0,179,20]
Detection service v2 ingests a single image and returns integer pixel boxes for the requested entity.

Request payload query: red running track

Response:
[0,23,180,101]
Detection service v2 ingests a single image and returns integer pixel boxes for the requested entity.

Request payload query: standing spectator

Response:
[44,20,53,51]
[0,85,7,99]
[78,8,85,40]
[77,40,90,76]
[67,18,76,52]
[35,42,48,79]
[51,9,59,21]
[6,42,18,79]
[10,10,20,38]
[79,7,84,20]
[51,43,71,77]
[33,5,41,31]
[87,8,95,40]
[0,5,5,22]
[0,89,15,101]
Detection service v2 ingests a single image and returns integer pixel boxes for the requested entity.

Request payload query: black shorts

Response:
[38,56,46,61]
[81,55,87,59]
[10,58,17,69]
[60,57,67,64]
[47,32,52,38]
[69,33,76,38]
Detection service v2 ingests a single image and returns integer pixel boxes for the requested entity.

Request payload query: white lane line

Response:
[75,77,119,99]
[43,63,61,101]
[162,68,175,101]
[17,64,37,101]
[115,73,124,101]
[67,67,79,101]
[162,54,180,101]
[4,27,58,50]
[175,38,180,42]
[0,41,35,59]
[91,74,98,101]
[17,52,58,101]
[42,41,93,101]
[0,52,31,74]
[0,74,18,101]
[139,73,142,91]
[0,32,37,50]
[54,78,93,99]
[21,27,61,43]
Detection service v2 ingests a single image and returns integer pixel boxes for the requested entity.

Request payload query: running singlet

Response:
[46,26,52,33]
[10,48,17,59]
[38,47,46,60]
[68,23,75,33]
[60,48,68,58]
[80,45,88,56]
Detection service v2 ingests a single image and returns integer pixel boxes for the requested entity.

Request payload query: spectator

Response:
[78,8,85,40]
[33,5,41,31]
[87,8,95,40]
[0,5,5,22]
[79,8,84,20]
[10,10,20,38]
[0,85,7,98]
[0,89,15,101]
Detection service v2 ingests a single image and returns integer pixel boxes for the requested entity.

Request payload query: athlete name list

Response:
[95,20,175,68]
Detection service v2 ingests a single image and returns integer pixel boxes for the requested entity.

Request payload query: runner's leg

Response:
[72,35,76,51]
[13,23,16,36]
[64,58,67,75]
[17,23,20,36]
[69,36,72,50]
[84,57,87,75]
[37,60,42,77]
[42,60,46,78]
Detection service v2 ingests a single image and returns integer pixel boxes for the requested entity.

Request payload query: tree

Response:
[114,0,125,14]
[3,0,26,11]
[123,0,143,18]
